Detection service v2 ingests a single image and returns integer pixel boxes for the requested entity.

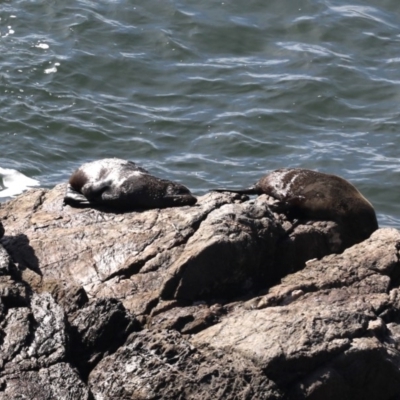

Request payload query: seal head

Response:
[64,158,197,211]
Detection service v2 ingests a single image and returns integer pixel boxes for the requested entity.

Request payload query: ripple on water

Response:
[1,0,400,228]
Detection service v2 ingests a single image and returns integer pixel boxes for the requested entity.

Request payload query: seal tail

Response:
[211,186,258,195]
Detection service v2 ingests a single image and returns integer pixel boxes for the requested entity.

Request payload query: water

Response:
[1,0,400,227]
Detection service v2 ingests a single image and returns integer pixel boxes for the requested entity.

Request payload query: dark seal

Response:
[214,168,378,245]
[64,158,197,211]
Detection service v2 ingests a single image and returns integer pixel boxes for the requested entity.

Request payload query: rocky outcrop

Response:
[194,228,400,399]
[0,246,90,400]
[0,184,398,399]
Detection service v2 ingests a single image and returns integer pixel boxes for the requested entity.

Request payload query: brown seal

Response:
[64,158,197,211]
[213,168,378,245]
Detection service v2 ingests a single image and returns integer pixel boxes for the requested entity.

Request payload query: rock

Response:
[0,241,89,399]
[0,291,89,399]
[273,220,342,275]
[0,187,343,316]
[68,297,140,379]
[194,292,378,383]
[2,186,256,316]
[253,228,399,310]
[89,329,281,400]
[159,195,283,301]
[0,363,90,400]
[149,301,226,334]
[0,185,395,399]
[193,229,400,399]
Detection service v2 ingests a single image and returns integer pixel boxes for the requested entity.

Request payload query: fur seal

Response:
[64,158,197,210]
[213,168,378,245]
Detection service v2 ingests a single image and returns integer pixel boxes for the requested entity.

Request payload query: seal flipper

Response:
[64,181,111,207]
[64,185,91,207]
[82,180,112,202]
[268,195,306,213]
[270,195,316,221]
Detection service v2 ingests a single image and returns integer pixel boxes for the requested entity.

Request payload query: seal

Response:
[213,168,378,245]
[64,158,197,211]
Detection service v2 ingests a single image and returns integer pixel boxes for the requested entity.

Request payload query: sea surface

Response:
[1,0,400,227]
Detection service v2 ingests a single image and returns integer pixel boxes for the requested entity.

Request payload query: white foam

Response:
[35,43,49,49]
[0,167,40,198]
[44,66,57,74]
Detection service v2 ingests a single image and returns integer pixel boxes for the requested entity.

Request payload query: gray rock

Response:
[68,297,140,379]
[193,229,400,399]
[0,363,89,400]
[0,186,343,316]
[0,185,394,399]
[0,292,89,399]
[89,329,281,400]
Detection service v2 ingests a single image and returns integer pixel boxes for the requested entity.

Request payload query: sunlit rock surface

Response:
[0,185,397,399]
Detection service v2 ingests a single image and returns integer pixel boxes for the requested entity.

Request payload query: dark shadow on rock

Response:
[1,233,41,276]
[67,298,141,382]
[63,201,201,215]
[149,300,227,335]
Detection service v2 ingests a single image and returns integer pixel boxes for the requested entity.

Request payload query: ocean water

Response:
[1,0,400,227]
